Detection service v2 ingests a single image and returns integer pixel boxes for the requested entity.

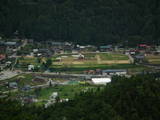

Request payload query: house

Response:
[72,54,85,60]
[92,78,111,85]
[5,61,12,66]
[72,50,78,54]
[155,46,160,54]
[37,49,52,57]
[138,44,151,51]
[88,70,96,74]
[84,70,97,74]
[76,45,97,52]
[78,54,85,59]
[102,69,127,76]
[134,55,145,63]
[33,49,38,53]
[5,42,17,46]
[0,54,6,61]
[28,65,34,71]
[21,85,31,91]
[51,42,65,46]
[32,76,46,83]
[50,92,58,99]
[125,49,139,55]
[28,39,34,43]
[100,45,112,52]
[95,69,102,74]
[0,41,6,53]
[9,82,18,89]
[22,95,37,104]
[0,54,6,64]
[5,42,18,49]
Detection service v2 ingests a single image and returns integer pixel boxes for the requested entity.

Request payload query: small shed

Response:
[50,92,58,99]
[9,82,18,88]
[28,65,34,71]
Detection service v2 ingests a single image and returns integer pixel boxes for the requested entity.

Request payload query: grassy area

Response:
[37,85,98,100]
[3,84,101,106]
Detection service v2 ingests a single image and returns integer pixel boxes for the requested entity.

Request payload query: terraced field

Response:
[146,55,160,64]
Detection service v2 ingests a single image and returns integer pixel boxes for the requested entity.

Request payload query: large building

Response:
[92,78,111,85]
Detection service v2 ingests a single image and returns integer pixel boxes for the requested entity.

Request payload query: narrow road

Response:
[128,54,134,64]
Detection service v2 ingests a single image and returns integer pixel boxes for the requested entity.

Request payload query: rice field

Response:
[146,55,160,64]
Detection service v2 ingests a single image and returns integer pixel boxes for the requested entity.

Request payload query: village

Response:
[0,35,160,107]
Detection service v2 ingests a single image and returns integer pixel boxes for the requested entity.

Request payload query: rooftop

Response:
[92,78,111,85]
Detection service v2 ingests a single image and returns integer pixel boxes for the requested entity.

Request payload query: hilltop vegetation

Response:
[0,73,160,120]
[0,0,160,46]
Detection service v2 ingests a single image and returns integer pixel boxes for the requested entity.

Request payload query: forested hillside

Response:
[0,73,160,120]
[0,0,160,46]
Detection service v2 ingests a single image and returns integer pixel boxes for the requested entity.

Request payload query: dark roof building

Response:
[102,69,127,75]
[5,42,17,46]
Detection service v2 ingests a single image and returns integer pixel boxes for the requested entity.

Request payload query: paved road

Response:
[23,71,110,78]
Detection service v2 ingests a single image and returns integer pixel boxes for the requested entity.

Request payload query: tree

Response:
[45,58,52,68]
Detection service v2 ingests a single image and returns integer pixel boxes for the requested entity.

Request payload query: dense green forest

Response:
[0,73,160,120]
[0,0,160,46]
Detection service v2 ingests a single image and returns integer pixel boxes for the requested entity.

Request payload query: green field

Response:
[5,84,100,106]
[50,64,147,73]
[37,85,98,100]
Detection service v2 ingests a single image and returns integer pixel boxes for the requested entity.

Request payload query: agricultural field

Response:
[146,55,160,64]
[51,53,148,73]
[15,57,39,70]
[18,57,37,65]
[52,53,130,65]
[15,52,148,73]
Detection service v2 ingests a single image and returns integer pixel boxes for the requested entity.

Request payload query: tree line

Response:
[0,0,160,46]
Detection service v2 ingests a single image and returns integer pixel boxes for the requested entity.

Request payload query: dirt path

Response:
[96,55,101,64]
